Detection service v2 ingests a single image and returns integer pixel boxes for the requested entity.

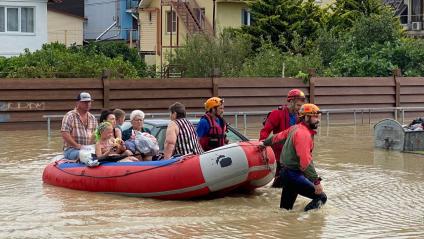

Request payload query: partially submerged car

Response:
[122,118,249,151]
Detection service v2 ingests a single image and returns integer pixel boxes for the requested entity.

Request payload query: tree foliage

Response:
[324,9,409,76]
[70,41,153,77]
[325,0,386,33]
[170,0,424,78]
[169,31,252,77]
[0,43,139,78]
[240,40,284,77]
[242,0,325,54]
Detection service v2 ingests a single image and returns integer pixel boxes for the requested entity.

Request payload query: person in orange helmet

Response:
[261,104,327,211]
[197,97,228,151]
[259,89,306,187]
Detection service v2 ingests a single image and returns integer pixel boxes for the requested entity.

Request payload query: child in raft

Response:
[95,122,138,162]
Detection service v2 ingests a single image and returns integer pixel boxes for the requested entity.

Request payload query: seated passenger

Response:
[122,110,151,141]
[99,109,122,139]
[113,108,126,135]
[95,122,138,162]
[163,102,204,159]
[61,92,97,161]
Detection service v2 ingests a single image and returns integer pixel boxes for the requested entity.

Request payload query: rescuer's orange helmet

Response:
[299,103,321,117]
[204,97,223,111]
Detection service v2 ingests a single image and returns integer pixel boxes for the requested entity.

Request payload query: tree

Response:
[348,8,403,49]
[389,39,424,76]
[169,31,252,77]
[324,10,404,77]
[325,0,386,34]
[70,41,151,77]
[240,40,284,77]
[242,0,325,54]
[317,7,402,68]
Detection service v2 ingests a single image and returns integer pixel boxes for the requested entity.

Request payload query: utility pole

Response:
[213,0,216,36]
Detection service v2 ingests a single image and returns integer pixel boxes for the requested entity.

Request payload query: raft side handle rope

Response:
[54,159,181,179]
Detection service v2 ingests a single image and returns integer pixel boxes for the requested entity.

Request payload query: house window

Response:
[7,7,18,31]
[166,11,177,33]
[0,6,34,33]
[241,9,251,26]
[194,8,205,28]
[21,7,34,33]
[0,7,4,32]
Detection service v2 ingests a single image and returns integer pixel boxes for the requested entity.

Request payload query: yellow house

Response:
[47,9,84,46]
[47,0,84,47]
[138,0,250,67]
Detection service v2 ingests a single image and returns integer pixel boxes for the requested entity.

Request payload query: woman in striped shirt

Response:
[163,102,204,159]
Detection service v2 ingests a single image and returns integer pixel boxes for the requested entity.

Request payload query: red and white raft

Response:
[42,141,276,200]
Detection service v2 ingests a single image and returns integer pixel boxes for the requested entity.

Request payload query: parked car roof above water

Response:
[121,118,249,150]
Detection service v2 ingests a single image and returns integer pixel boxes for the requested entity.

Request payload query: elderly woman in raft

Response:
[121,110,151,141]
[122,110,158,161]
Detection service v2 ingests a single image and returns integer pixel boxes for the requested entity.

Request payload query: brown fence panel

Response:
[398,77,424,120]
[0,78,103,128]
[0,78,103,89]
[3,76,424,130]
[313,77,396,121]
[215,77,308,112]
[315,86,395,96]
[399,77,424,109]
[108,78,212,113]
[109,78,212,89]
[314,77,395,86]
[316,95,395,105]
[314,78,396,108]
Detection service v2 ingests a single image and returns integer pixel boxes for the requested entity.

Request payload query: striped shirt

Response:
[174,118,204,156]
[61,109,98,150]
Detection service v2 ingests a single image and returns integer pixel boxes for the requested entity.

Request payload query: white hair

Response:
[130,110,145,120]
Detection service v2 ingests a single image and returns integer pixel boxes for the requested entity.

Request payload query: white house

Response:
[0,0,50,57]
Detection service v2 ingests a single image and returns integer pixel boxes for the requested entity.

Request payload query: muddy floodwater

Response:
[1,125,423,238]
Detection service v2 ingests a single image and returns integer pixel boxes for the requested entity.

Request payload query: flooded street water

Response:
[1,124,424,238]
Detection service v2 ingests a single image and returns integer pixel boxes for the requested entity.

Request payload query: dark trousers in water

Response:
[271,161,283,188]
[280,168,327,211]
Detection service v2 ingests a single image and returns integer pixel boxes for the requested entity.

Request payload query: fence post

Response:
[102,69,111,109]
[47,116,51,140]
[393,68,401,120]
[309,78,315,104]
[212,78,219,97]
[308,69,316,103]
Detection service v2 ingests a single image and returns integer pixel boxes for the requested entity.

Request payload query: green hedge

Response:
[0,42,149,78]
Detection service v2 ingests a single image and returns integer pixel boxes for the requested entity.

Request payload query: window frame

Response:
[0,6,35,34]
[193,8,205,29]
[6,7,19,32]
[21,7,35,33]
[0,6,4,32]
[166,10,177,34]
[241,8,251,26]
